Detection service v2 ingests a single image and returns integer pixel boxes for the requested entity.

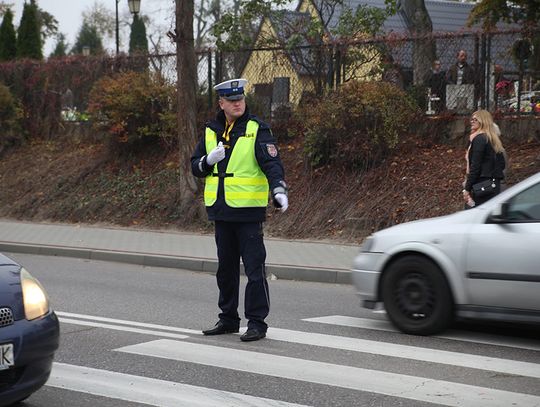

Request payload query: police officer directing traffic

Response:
[191,78,288,342]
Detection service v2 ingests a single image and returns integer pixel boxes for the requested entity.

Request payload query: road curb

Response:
[0,242,351,285]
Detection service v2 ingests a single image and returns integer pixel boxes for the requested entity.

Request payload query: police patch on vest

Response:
[266,144,278,157]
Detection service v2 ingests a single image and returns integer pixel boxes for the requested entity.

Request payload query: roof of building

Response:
[306,0,513,34]
[266,10,315,76]
[242,1,521,78]
[268,10,312,43]
[295,0,519,70]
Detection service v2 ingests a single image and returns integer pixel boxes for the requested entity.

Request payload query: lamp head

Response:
[128,0,141,15]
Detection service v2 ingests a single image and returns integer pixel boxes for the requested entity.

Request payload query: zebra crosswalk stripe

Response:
[59,318,190,340]
[48,362,312,407]
[59,314,540,379]
[266,327,540,378]
[303,315,540,351]
[116,339,540,407]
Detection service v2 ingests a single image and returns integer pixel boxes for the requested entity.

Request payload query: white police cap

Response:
[214,78,247,101]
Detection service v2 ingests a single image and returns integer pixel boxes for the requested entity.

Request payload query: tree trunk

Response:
[175,0,204,221]
[398,0,436,85]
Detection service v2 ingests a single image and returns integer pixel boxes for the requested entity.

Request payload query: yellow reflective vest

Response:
[204,120,269,208]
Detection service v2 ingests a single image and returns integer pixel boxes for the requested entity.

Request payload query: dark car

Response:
[0,253,59,406]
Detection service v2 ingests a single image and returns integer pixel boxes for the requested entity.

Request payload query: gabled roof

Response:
[306,0,508,34]
[268,10,312,44]
[297,0,519,71]
[420,0,477,32]
[243,0,521,78]
[260,0,479,77]
[266,10,323,76]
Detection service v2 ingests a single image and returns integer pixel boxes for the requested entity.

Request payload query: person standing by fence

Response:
[425,60,446,112]
[463,110,506,208]
[446,50,475,85]
[445,50,476,112]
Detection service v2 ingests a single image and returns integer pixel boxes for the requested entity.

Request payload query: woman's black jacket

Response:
[465,133,506,192]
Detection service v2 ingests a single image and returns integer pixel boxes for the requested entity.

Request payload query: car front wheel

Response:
[381,255,453,335]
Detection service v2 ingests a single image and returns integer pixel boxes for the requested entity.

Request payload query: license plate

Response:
[0,343,14,370]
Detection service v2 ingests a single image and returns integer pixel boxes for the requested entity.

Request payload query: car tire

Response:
[381,255,453,335]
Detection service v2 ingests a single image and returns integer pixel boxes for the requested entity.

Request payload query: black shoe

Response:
[202,321,239,336]
[240,328,266,342]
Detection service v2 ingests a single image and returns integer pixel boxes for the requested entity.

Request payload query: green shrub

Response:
[299,81,420,168]
[88,71,176,153]
[0,82,23,155]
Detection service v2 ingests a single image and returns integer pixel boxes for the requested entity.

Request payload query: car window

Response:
[507,181,540,221]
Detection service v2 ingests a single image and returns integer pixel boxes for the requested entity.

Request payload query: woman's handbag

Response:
[472,178,497,198]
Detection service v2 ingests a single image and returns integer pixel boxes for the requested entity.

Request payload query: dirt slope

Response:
[1,135,539,243]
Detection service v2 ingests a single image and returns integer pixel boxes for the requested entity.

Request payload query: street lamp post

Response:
[116,0,141,55]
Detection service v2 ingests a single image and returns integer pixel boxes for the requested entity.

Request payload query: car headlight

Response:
[360,236,375,253]
[21,268,50,320]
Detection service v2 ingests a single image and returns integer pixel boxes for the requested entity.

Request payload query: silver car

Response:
[352,172,540,335]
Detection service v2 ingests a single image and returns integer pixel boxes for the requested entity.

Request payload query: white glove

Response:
[206,141,225,165]
[274,193,288,213]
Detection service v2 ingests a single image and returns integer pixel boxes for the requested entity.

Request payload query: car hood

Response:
[371,207,483,250]
[0,253,23,314]
[0,252,20,267]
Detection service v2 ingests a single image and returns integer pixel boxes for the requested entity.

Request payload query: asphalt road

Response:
[8,253,540,407]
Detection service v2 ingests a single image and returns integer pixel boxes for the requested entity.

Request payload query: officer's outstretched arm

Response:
[272,181,289,213]
[255,123,288,212]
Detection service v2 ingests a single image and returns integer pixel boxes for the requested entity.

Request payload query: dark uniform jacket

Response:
[191,108,285,223]
[464,133,506,192]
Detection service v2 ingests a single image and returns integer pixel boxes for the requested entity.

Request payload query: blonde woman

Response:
[463,110,506,207]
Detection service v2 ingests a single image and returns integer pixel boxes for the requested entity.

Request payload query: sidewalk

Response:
[0,219,359,284]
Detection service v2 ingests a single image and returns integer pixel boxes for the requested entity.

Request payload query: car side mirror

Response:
[500,202,510,218]
[488,202,510,224]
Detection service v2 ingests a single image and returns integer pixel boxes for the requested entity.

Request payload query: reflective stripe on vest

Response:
[204,120,269,208]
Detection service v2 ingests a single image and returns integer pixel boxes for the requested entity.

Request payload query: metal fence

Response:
[0,28,537,140]
[200,28,539,118]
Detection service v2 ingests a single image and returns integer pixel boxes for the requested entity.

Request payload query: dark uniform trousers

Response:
[214,220,270,332]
